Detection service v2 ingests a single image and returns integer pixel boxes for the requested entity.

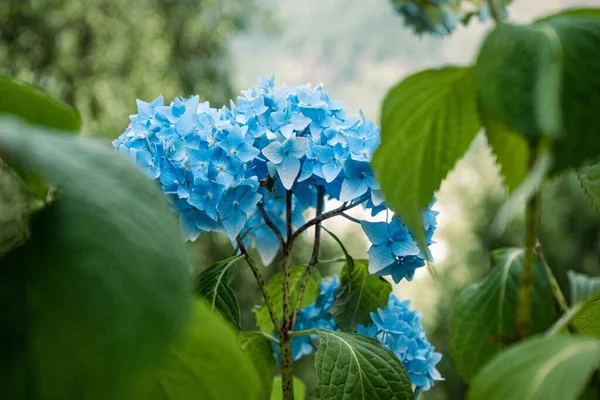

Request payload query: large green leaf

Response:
[0,74,81,132]
[476,12,600,172]
[129,301,262,400]
[0,119,191,399]
[240,333,276,399]
[374,66,480,245]
[450,248,557,382]
[329,259,391,331]
[253,265,321,333]
[314,330,412,400]
[568,270,600,304]
[469,335,600,400]
[195,255,243,329]
[578,161,600,213]
[482,106,529,192]
[567,271,600,337]
[270,376,306,400]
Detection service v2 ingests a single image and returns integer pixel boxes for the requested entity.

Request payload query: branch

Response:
[290,193,369,242]
[236,236,281,335]
[256,202,286,249]
[290,187,325,329]
[486,0,502,24]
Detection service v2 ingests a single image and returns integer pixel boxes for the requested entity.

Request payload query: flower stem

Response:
[516,141,540,339]
[290,187,325,329]
[236,236,281,336]
[280,190,295,400]
[486,0,501,24]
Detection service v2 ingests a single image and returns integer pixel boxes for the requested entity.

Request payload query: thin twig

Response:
[290,193,369,242]
[257,202,286,249]
[236,236,281,335]
[290,187,325,329]
[288,329,319,338]
[341,212,361,224]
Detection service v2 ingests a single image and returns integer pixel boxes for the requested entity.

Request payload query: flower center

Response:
[233,200,240,207]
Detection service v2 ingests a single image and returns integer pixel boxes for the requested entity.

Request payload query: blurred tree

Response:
[0,0,261,137]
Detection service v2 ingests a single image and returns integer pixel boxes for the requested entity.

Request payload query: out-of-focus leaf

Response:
[129,301,262,400]
[240,333,276,399]
[0,119,191,399]
[578,161,600,214]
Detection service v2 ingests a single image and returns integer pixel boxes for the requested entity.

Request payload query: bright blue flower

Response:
[339,160,379,202]
[188,180,225,221]
[217,181,262,240]
[312,143,349,183]
[357,295,443,395]
[218,126,260,163]
[262,134,308,190]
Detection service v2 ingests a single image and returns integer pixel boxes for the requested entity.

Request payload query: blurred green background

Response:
[2,0,600,399]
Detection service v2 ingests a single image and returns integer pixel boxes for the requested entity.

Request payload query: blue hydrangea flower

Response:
[357,295,443,395]
[390,0,513,36]
[113,75,437,285]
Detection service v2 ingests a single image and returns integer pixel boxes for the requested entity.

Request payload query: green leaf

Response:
[329,259,391,331]
[0,119,191,399]
[314,330,412,400]
[322,226,354,274]
[253,265,321,333]
[374,66,480,246]
[476,14,600,171]
[0,74,81,132]
[566,271,600,337]
[270,376,306,400]
[129,301,262,400]
[482,106,529,192]
[0,74,82,199]
[450,248,557,382]
[578,161,600,213]
[195,255,243,329]
[568,270,600,304]
[469,335,600,400]
[240,333,276,399]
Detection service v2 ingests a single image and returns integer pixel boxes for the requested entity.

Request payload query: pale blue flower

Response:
[262,134,308,190]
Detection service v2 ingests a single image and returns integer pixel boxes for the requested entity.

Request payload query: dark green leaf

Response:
[578,161,600,213]
[0,74,81,132]
[129,301,262,400]
[329,259,391,331]
[374,66,480,246]
[450,248,557,382]
[565,271,600,337]
[314,330,412,400]
[0,119,191,399]
[470,335,600,400]
[322,226,354,274]
[270,376,306,400]
[476,14,600,171]
[253,265,321,333]
[482,106,529,192]
[240,333,276,399]
[195,255,243,329]
[568,270,600,304]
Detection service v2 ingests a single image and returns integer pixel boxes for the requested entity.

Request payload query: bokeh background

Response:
[2,0,600,398]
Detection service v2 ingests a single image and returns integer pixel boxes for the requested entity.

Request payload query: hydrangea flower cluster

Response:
[113,75,437,282]
[284,278,443,394]
[361,204,438,283]
[390,0,512,35]
[357,295,443,395]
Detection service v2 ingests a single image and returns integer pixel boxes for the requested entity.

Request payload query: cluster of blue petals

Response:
[357,296,443,395]
[390,0,512,35]
[114,75,437,281]
[283,278,443,394]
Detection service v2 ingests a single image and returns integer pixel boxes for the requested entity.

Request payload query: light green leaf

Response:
[559,271,600,338]
[195,255,243,329]
[470,335,600,400]
[270,376,306,400]
[314,330,412,400]
[0,74,81,132]
[254,265,321,333]
[578,161,600,213]
[476,13,600,172]
[482,106,529,192]
[129,301,262,400]
[329,259,391,331]
[0,119,191,399]
[374,66,480,246]
[240,333,276,399]
[0,74,81,199]
[450,248,557,382]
